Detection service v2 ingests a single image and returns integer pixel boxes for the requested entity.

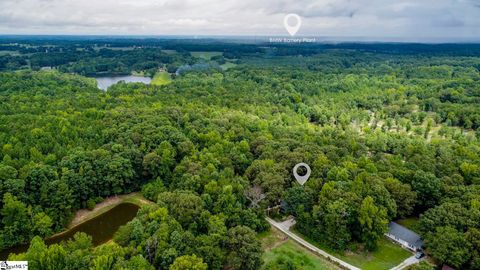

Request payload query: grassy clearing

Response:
[68,192,153,229]
[220,62,237,70]
[258,226,288,251]
[161,49,177,55]
[263,240,341,270]
[93,46,136,51]
[191,51,223,60]
[151,71,172,86]
[260,227,340,270]
[131,70,147,76]
[0,50,20,56]
[396,217,421,233]
[293,229,411,270]
[341,238,412,270]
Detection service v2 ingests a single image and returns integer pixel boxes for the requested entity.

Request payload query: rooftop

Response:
[388,222,423,248]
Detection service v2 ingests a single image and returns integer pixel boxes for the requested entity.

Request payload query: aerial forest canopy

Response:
[0,39,479,269]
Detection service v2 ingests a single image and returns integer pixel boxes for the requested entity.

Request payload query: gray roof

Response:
[388,222,423,248]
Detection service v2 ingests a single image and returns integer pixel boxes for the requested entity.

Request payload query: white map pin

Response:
[284,13,302,36]
[293,163,311,186]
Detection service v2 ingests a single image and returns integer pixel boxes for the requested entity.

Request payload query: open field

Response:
[293,229,412,270]
[190,51,223,60]
[161,49,177,54]
[263,240,341,270]
[0,50,20,56]
[260,227,340,270]
[93,46,137,51]
[220,62,237,70]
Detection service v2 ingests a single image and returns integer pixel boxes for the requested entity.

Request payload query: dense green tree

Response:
[384,177,417,218]
[225,226,262,270]
[2,40,480,268]
[1,193,31,246]
[283,186,313,216]
[411,171,441,210]
[169,254,208,270]
[158,191,204,229]
[425,226,471,268]
[23,164,58,204]
[141,177,166,201]
[324,199,352,250]
[358,196,388,250]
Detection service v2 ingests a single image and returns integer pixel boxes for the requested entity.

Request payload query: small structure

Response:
[385,222,423,251]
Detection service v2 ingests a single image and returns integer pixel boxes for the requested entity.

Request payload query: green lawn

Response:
[190,51,223,60]
[293,229,411,270]
[151,71,172,86]
[396,217,421,233]
[263,240,340,270]
[260,227,340,270]
[340,238,411,270]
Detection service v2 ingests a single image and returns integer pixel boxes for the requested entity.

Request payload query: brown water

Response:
[0,202,139,260]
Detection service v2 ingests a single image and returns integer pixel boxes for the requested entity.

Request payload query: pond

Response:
[0,202,139,260]
[95,75,152,90]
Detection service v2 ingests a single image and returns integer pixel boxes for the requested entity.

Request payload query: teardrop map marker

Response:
[293,163,311,186]
[284,13,302,36]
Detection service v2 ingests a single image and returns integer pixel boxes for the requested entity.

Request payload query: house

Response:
[385,222,423,251]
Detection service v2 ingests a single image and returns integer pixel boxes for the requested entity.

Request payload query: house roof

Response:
[388,222,423,248]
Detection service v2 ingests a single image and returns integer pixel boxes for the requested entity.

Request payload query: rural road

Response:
[266,217,361,270]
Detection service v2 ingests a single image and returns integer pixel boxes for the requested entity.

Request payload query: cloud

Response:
[0,0,478,41]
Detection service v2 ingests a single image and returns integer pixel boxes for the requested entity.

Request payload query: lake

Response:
[95,75,152,90]
[0,202,139,259]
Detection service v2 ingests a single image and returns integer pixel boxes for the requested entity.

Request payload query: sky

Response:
[1,0,480,41]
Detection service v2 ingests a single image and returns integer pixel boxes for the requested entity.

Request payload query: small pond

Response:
[0,202,139,259]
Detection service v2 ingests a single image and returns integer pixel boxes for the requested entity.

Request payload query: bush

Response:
[86,198,96,210]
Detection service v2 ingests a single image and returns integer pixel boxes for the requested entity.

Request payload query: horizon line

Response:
[1,34,480,44]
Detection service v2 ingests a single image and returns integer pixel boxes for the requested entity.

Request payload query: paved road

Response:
[390,255,419,270]
[266,217,361,270]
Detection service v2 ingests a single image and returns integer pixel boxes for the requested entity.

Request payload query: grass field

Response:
[0,50,20,56]
[220,62,237,70]
[161,49,177,54]
[340,238,411,270]
[263,240,340,270]
[151,71,172,86]
[191,51,223,60]
[293,229,412,270]
[260,227,340,270]
[93,46,136,51]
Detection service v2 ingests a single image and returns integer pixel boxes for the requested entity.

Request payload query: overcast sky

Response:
[1,0,479,41]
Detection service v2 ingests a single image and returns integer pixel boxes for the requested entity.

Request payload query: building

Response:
[385,222,423,251]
